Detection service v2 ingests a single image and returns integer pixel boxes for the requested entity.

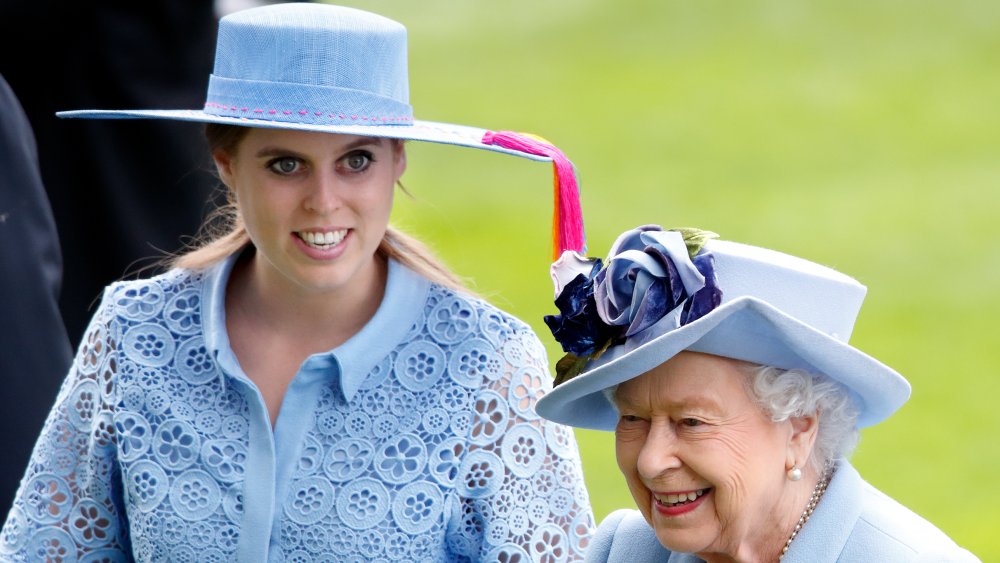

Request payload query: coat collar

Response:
[777,459,861,562]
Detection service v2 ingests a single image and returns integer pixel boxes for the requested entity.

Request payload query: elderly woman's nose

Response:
[636,424,682,477]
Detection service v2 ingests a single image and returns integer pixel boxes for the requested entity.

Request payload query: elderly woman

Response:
[536,225,980,562]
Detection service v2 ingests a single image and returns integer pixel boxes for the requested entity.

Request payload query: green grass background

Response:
[331,0,999,557]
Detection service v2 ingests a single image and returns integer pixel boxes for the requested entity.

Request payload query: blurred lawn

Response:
[332,0,999,557]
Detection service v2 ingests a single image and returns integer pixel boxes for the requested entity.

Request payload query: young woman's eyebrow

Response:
[254,137,385,159]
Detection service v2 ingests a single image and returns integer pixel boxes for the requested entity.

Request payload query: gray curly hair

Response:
[603,362,860,472]
[742,364,859,472]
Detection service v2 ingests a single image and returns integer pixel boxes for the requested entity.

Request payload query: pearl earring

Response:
[787,465,802,481]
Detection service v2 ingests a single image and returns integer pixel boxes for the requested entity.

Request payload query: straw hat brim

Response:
[56,109,553,162]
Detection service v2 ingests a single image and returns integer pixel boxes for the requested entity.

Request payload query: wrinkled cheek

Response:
[616,444,649,517]
[711,480,750,543]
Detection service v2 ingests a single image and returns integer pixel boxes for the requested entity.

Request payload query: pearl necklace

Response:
[779,463,834,560]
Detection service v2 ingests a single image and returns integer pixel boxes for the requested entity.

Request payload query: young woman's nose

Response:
[302,171,343,214]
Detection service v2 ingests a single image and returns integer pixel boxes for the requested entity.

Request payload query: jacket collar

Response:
[773,459,860,562]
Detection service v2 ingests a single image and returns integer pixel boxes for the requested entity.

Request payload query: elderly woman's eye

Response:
[620,414,643,423]
[680,418,704,427]
[268,157,301,175]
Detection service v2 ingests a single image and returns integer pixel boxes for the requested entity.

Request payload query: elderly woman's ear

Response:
[786,412,820,476]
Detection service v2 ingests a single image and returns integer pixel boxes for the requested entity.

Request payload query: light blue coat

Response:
[586,460,980,562]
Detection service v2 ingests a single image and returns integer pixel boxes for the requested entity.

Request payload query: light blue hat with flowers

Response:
[57,2,587,260]
[534,225,911,431]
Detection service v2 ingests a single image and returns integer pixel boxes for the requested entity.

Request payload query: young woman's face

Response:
[215,128,405,297]
[613,351,797,559]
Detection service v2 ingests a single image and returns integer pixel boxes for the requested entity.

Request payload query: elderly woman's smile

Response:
[652,487,710,514]
[613,351,817,560]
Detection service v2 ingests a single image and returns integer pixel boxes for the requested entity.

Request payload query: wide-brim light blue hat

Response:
[534,225,911,431]
[57,2,587,258]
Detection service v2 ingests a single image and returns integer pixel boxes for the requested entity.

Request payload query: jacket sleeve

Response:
[447,322,596,561]
[914,548,982,563]
[0,287,131,560]
[587,509,673,563]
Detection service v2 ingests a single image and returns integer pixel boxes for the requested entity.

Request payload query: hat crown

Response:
[588,237,869,374]
[205,3,414,124]
[215,4,408,101]
[706,240,866,342]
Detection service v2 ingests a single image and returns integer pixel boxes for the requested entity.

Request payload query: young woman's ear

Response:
[393,140,407,181]
[213,149,236,188]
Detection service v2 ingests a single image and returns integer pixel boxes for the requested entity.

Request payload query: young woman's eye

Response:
[267,157,301,175]
[339,150,373,173]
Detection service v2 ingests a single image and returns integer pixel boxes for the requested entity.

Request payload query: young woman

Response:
[0,4,593,561]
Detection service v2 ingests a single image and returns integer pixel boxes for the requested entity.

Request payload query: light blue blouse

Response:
[1,255,595,562]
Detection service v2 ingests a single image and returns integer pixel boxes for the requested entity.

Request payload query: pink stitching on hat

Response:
[204,102,413,123]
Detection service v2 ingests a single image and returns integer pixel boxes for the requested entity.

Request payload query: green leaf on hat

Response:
[671,227,720,259]
[552,334,617,387]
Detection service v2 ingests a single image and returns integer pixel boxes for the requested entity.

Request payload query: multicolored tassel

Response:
[481,131,586,260]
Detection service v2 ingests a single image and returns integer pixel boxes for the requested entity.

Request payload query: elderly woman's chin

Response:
[640,504,718,556]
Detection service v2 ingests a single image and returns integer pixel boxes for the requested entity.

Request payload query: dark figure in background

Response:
[0,74,73,514]
[0,0,221,346]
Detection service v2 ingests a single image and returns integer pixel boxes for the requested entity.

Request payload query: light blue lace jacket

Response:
[1,256,595,562]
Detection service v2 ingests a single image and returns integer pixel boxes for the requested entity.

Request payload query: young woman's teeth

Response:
[656,489,707,507]
[299,230,346,250]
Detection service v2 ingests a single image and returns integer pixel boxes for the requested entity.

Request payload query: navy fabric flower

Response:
[544,257,618,357]
[681,251,722,324]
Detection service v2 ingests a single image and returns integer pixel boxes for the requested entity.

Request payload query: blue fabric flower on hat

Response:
[596,226,705,335]
[545,225,722,386]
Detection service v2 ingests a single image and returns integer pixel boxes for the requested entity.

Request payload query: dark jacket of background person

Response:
[0,74,73,514]
[0,0,221,347]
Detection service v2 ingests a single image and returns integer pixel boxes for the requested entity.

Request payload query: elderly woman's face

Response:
[613,351,800,558]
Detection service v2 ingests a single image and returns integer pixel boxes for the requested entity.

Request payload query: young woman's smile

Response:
[214,128,406,298]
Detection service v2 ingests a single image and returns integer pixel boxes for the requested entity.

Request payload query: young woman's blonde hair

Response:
[168,124,467,292]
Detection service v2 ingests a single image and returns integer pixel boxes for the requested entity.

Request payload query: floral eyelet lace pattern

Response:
[1,264,595,561]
